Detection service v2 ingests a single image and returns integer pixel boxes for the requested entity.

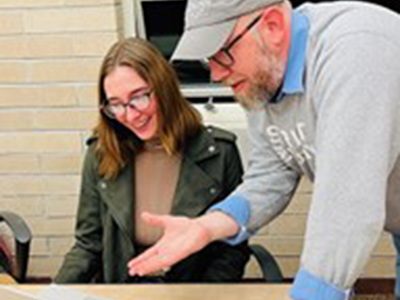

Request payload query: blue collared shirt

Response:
[208,10,349,300]
[273,10,308,102]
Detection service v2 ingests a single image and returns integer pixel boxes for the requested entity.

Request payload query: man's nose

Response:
[210,61,231,83]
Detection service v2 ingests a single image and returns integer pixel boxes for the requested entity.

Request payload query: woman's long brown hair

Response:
[95,38,201,179]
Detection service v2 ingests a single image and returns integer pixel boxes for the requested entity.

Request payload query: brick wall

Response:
[0,0,121,278]
[0,0,395,281]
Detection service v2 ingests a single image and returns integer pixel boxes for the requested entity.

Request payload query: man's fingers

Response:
[127,247,158,275]
[127,215,202,277]
[130,251,176,276]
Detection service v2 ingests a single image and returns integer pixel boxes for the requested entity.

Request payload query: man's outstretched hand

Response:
[127,211,240,277]
[127,212,212,276]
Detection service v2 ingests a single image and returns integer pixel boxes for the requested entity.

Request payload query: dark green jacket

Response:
[55,126,249,283]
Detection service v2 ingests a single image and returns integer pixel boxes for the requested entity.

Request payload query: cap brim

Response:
[171,19,237,61]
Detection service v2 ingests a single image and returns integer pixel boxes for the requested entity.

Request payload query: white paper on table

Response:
[39,284,111,300]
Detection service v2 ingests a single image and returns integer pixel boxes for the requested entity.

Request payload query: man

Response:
[128,0,400,299]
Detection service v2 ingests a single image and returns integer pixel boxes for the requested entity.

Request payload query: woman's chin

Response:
[132,119,157,141]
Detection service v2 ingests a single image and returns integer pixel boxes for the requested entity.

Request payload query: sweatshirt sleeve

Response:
[293,31,400,296]
[210,109,301,243]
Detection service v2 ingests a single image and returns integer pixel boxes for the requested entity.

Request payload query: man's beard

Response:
[235,51,285,110]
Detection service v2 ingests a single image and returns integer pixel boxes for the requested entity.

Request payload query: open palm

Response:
[127,212,212,276]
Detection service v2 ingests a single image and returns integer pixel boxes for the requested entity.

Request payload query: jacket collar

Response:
[183,126,220,163]
[99,126,221,250]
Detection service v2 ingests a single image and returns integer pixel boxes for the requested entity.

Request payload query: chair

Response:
[0,211,32,283]
[248,243,284,282]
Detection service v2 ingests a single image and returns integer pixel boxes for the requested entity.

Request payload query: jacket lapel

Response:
[97,127,222,242]
[172,127,222,217]
[98,160,135,243]
[172,157,220,217]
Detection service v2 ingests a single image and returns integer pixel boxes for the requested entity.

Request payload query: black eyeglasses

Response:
[101,90,153,119]
[207,14,263,69]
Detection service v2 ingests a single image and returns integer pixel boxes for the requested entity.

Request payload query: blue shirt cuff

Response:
[207,193,252,245]
[290,268,350,300]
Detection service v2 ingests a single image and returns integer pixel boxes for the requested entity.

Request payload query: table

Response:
[16,284,292,300]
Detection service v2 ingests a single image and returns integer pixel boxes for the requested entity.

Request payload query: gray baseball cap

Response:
[171,0,284,61]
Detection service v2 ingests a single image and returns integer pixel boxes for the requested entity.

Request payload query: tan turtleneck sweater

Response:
[134,142,182,246]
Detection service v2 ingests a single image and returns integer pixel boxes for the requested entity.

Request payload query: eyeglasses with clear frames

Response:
[101,90,153,119]
[205,14,263,70]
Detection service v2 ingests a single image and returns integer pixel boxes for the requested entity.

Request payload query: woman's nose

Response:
[125,105,141,122]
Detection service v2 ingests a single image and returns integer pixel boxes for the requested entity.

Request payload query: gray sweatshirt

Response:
[236,1,400,289]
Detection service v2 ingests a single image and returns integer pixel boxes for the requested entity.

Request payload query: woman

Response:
[55,37,249,283]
